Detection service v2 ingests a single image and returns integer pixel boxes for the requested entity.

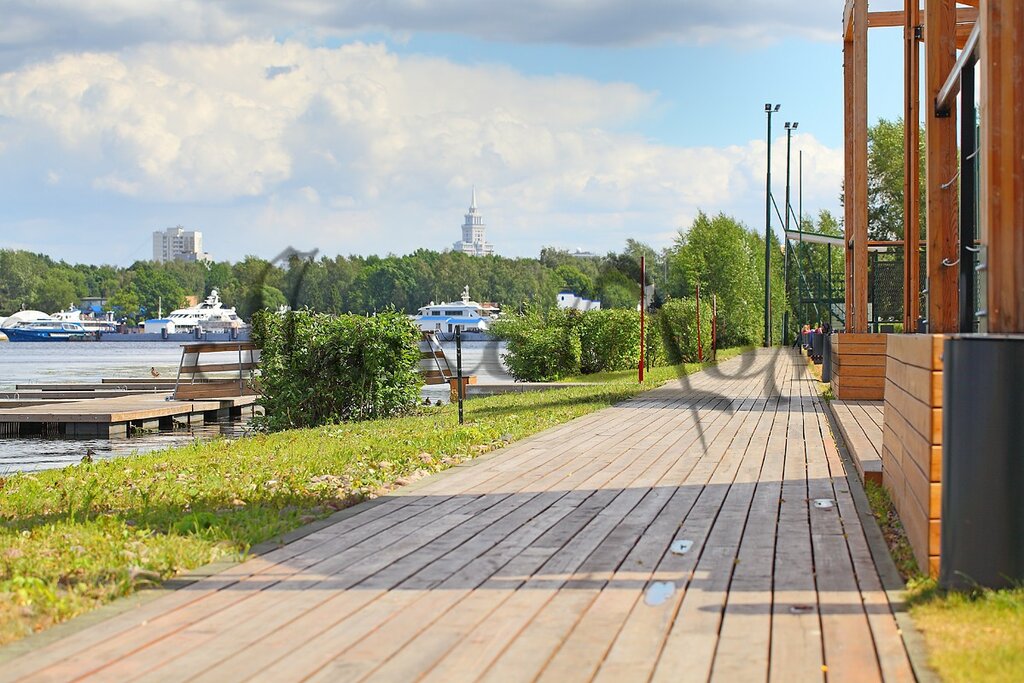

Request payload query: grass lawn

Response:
[0,347,750,646]
[863,467,1024,681]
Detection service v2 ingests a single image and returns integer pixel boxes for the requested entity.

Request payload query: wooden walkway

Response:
[0,349,914,682]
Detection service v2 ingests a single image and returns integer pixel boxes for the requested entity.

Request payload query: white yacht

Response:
[161,289,247,333]
[51,306,118,334]
[413,287,499,334]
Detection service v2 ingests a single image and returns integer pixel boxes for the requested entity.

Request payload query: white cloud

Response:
[0,0,841,69]
[0,39,843,260]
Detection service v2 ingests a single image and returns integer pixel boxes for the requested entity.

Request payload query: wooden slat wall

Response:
[881,334,945,576]
[830,333,887,400]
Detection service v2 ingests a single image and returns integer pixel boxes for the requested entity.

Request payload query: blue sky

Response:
[0,1,911,266]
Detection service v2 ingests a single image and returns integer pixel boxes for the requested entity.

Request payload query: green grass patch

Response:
[863,480,920,581]
[908,582,1024,683]
[862,483,1024,682]
[0,348,750,646]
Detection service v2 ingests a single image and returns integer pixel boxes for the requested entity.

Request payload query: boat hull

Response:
[2,328,92,342]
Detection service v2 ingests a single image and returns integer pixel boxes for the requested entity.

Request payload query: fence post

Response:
[456,327,464,425]
[696,282,703,362]
[639,255,646,383]
[712,295,717,361]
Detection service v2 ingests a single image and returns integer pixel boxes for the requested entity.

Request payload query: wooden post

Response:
[853,0,870,333]
[904,0,923,331]
[924,0,960,332]
[844,15,857,331]
[844,0,869,333]
[980,0,1024,332]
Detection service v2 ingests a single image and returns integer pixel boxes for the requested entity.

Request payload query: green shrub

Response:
[494,307,669,380]
[252,309,423,430]
[644,312,666,369]
[659,297,713,364]
[491,310,581,381]
[577,309,642,374]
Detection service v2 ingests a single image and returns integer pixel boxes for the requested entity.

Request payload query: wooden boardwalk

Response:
[0,349,914,682]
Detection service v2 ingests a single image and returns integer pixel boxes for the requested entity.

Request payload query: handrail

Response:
[936,22,980,117]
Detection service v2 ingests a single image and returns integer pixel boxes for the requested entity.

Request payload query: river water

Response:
[0,340,510,473]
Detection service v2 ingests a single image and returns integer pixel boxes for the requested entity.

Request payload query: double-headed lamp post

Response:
[764,103,781,347]
[783,121,799,343]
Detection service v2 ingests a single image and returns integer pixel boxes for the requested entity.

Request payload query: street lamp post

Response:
[783,121,798,344]
[764,103,780,347]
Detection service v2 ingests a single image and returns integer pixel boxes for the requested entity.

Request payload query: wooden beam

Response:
[844,0,856,40]
[853,0,870,332]
[904,0,923,331]
[870,11,907,28]
[867,7,978,29]
[956,22,975,47]
[924,0,960,333]
[980,0,1024,332]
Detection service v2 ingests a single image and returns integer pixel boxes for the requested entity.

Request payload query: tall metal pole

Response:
[764,104,780,346]
[639,255,646,383]
[799,149,804,237]
[783,121,797,345]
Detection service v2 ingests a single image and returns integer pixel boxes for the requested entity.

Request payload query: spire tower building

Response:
[453,188,494,256]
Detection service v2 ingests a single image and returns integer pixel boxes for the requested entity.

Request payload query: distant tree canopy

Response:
[665,211,785,347]
[840,117,926,242]
[0,243,667,323]
[2,211,796,343]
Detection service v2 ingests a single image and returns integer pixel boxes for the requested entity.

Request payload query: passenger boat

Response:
[2,319,91,341]
[412,287,499,334]
[51,306,118,334]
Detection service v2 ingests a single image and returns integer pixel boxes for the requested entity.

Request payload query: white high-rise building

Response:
[152,226,211,263]
[453,189,494,256]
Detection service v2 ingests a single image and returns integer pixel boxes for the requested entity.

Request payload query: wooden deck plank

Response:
[0,350,915,683]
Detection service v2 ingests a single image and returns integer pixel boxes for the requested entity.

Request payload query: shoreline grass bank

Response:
[0,347,751,646]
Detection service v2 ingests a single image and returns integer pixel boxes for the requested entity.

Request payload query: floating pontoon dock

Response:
[0,392,257,437]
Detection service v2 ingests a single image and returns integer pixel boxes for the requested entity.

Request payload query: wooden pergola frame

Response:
[840,0,1024,334]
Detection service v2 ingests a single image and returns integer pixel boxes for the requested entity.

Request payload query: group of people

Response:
[792,322,832,354]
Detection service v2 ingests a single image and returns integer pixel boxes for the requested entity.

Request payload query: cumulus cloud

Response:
[0,0,840,69]
[0,39,842,260]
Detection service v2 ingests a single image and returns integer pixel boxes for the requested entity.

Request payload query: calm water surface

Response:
[0,340,510,473]
[0,341,251,473]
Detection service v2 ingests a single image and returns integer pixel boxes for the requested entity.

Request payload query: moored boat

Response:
[412,287,499,335]
[3,320,91,341]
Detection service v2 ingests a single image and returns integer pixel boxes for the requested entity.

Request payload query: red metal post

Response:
[639,255,646,383]
[696,282,703,362]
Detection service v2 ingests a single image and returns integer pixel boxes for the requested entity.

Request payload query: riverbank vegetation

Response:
[0,348,749,646]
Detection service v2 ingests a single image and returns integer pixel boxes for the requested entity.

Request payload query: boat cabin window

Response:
[445,310,462,316]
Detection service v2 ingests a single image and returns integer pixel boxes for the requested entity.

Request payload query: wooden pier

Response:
[0,392,257,438]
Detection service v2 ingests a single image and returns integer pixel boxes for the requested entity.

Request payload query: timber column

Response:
[844,0,870,332]
[924,0,959,332]
[980,0,1024,332]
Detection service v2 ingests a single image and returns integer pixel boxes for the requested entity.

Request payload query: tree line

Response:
[1,207,848,346]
